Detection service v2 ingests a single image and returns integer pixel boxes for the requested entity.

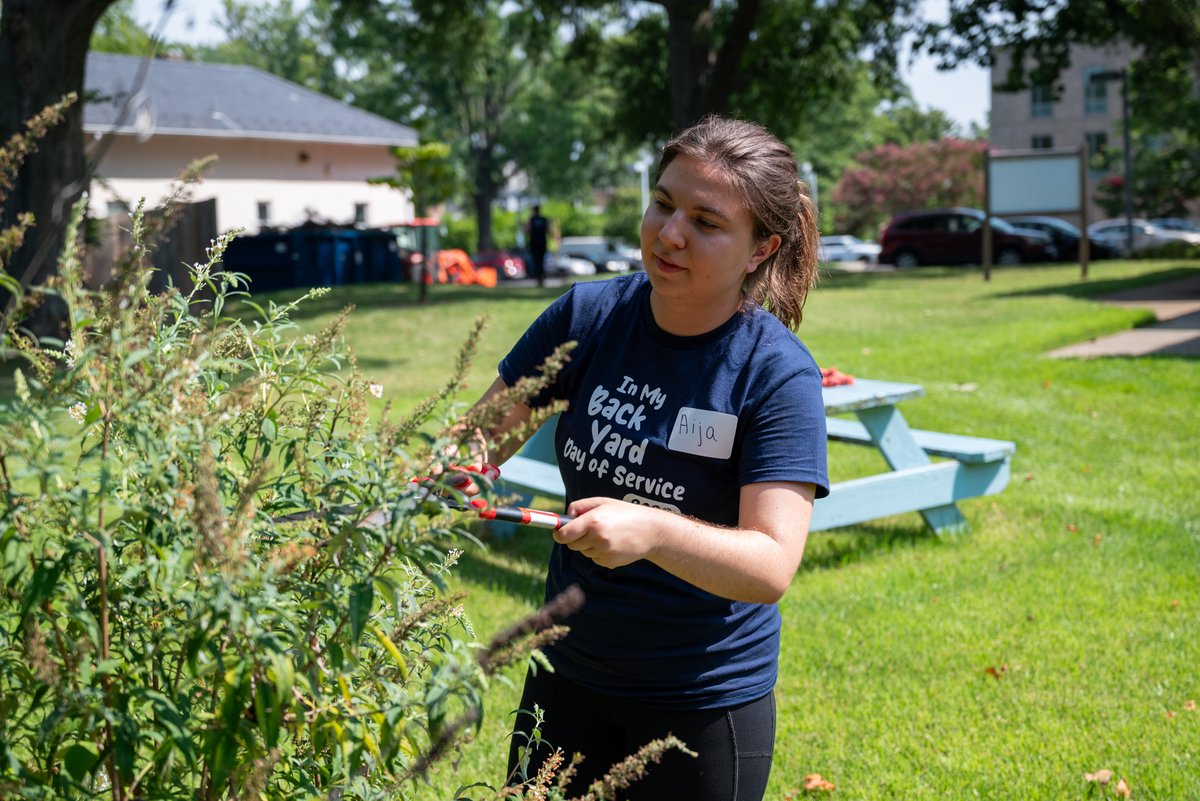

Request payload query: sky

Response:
[131,0,991,130]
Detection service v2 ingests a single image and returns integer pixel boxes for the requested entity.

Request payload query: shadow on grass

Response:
[816,265,1038,289]
[455,523,554,606]
[800,521,936,572]
[992,264,1200,303]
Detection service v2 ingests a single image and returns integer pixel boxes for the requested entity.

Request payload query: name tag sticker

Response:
[667,407,738,459]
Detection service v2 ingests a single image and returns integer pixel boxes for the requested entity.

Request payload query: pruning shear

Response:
[272,463,573,531]
[407,462,575,531]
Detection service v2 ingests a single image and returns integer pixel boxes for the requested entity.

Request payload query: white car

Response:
[819,235,882,264]
[1087,219,1200,253]
[558,236,635,273]
[547,253,596,277]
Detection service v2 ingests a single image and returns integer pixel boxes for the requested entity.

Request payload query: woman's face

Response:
[641,154,779,332]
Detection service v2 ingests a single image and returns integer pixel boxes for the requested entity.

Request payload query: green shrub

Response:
[0,103,685,801]
[2,200,505,798]
[0,107,562,798]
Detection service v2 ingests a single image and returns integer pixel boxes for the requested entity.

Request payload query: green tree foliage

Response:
[501,46,627,202]
[780,79,971,232]
[601,186,644,246]
[1095,143,1200,220]
[324,0,929,244]
[598,0,918,142]
[916,0,1199,96]
[90,0,155,55]
[326,0,616,251]
[185,0,349,100]
[871,101,963,146]
[369,142,461,218]
[829,138,987,237]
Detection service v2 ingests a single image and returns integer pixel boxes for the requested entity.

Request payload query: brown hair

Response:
[656,115,819,329]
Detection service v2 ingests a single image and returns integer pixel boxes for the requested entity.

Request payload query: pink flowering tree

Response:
[830,138,987,238]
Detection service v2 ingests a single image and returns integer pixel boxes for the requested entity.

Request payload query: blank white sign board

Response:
[989,155,1081,214]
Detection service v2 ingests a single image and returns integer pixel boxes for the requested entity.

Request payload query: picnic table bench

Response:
[495,378,1015,535]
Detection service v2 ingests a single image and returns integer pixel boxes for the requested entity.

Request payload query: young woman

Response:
[472,115,829,800]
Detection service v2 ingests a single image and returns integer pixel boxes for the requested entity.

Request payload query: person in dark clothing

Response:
[525,204,550,287]
[463,116,826,800]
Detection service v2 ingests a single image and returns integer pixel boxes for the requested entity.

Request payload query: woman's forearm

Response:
[560,482,814,604]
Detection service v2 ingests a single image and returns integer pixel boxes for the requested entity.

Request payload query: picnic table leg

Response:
[854,405,969,534]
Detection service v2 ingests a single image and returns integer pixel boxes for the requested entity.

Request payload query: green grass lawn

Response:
[7,261,1197,798]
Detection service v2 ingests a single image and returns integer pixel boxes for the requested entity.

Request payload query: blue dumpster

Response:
[222,228,404,291]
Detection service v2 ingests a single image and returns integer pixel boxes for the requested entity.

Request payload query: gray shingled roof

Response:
[84,52,417,147]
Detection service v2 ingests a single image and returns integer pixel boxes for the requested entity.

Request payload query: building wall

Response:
[990,42,1137,225]
[86,134,413,234]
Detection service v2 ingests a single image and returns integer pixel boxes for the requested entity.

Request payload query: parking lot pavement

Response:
[1048,274,1200,358]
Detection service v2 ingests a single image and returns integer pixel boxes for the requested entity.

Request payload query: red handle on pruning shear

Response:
[411,463,573,530]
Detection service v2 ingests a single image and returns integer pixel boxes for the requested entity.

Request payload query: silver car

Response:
[1087,218,1200,253]
[558,236,635,273]
[819,235,882,264]
[547,253,596,277]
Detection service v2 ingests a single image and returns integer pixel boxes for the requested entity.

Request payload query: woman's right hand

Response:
[554,497,667,569]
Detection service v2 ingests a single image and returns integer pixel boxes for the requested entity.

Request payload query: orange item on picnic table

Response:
[820,367,855,387]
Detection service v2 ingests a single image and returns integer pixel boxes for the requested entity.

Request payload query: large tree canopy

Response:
[917,0,1199,93]
[599,0,919,144]
[10,0,1091,327]
[325,0,603,250]
[187,0,349,99]
[320,0,929,246]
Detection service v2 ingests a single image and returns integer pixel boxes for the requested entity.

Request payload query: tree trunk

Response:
[0,0,115,338]
[706,0,762,115]
[662,0,712,130]
[658,0,762,131]
[471,146,498,253]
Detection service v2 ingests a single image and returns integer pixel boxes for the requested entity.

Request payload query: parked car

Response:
[558,236,635,273]
[1004,215,1122,261]
[472,249,526,280]
[546,252,597,277]
[878,208,1055,268]
[615,241,645,271]
[1087,218,1200,254]
[1148,217,1200,234]
[819,235,882,264]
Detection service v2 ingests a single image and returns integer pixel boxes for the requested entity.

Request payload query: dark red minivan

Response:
[879,208,1055,268]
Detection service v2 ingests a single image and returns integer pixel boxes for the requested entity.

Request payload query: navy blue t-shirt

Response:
[499,272,829,709]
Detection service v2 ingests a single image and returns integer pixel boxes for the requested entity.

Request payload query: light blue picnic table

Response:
[815,378,1013,533]
[496,378,1015,535]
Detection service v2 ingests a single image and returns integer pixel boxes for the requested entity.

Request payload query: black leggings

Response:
[506,666,775,800]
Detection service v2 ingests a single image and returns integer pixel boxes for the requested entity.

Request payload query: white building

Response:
[84,53,419,235]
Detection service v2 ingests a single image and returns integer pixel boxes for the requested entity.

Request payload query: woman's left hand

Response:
[555,497,664,569]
